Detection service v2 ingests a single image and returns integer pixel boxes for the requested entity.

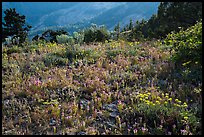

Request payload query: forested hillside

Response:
[2,2,202,135]
[2,2,159,36]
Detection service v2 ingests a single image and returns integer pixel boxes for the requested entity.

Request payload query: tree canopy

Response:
[119,2,202,41]
[2,8,32,44]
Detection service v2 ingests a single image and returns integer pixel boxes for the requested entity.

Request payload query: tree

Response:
[125,19,134,41]
[2,8,32,44]
[32,34,40,41]
[84,24,110,44]
[84,27,95,43]
[154,2,202,38]
[114,22,120,40]
[125,2,202,40]
[39,29,68,42]
[131,19,145,41]
[129,19,133,31]
[96,25,110,43]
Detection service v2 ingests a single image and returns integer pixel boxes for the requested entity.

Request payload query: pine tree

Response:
[114,22,120,40]
[2,8,32,44]
[129,19,133,31]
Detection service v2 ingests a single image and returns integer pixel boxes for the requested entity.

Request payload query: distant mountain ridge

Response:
[2,2,160,36]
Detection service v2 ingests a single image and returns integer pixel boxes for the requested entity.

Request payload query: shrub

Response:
[6,46,22,54]
[73,31,84,44]
[56,34,75,45]
[65,44,80,62]
[43,53,68,67]
[56,34,69,44]
[165,20,202,68]
[127,91,201,135]
[106,49,123,60]
[84,24,110,43]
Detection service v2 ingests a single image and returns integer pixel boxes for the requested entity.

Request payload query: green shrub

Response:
[43,53,68,67]
[6,46,22,54]
[65,44,93,62]
[165,21,202,68]
[84,24,110,43]
[73,31,84,44]
[106,49,123,60]
[129,91,201,135]
[56,34,69,44]
[65,45,80,61]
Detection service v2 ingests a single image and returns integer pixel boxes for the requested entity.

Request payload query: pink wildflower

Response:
[35,79,42,86]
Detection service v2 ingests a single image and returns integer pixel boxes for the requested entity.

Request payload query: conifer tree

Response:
[2,8,32,44]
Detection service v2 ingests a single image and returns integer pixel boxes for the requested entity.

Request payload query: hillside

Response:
[2,2,159,33]
[2,21,202,135]
[2,1,202,135]
[90,2,159,30]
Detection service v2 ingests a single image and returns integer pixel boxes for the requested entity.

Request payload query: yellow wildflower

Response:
[184,116,188,120]
[144,94,148,97]
[168,98,172,101]
[140,94,144,98]
[146,102,150,105]
[183,103,188,108]
[156,101,160,104]
[183,102,187,105]
[157,97,162,100]
[174,104,181,107]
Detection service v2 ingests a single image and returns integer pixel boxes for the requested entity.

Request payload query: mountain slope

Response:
[33,2,125,29]
[2,2,160,34]
[90,2,159,29]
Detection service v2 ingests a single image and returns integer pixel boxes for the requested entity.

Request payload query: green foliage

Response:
[65,44,81,62]
[64,44,100,64]
[2,5,202,135]
[165,21,202,67]
[67,36,75,45]
[73,31,84,44]
[38,29,68,43]
[143,2,202,39]
[2,8,32,44]
[155,2,202,37]
[106,49,123,60]
[6,45,22,54]
[56,34,69,44]
[56,34,76,45]
[4,36,20,46]
[43,53,68,67]
[84,24,110,43]
[133,92,200,134]
[118,2,202,41]
[113,22,120,40]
